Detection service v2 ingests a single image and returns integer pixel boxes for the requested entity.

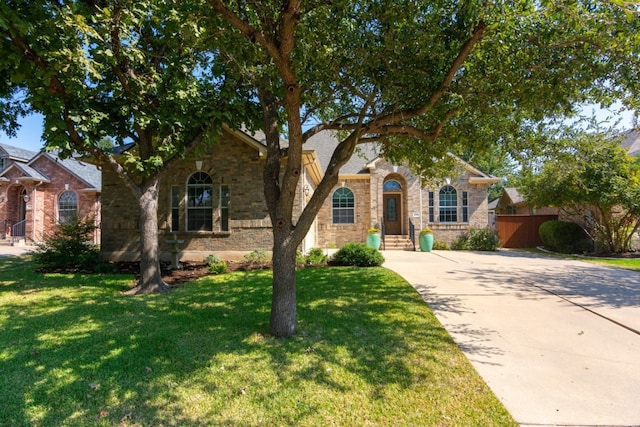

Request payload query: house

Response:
[0,143,101,244]
[100,127,500,262]
[492,187,558,216]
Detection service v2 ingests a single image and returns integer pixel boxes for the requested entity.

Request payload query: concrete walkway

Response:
[383,249,640,427]
[0,243,34,257]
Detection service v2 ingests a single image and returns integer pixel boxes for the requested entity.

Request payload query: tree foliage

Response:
[2,1,639,336]
[0,0,256,293]
[519,129,640,253]
[205,0,639,336]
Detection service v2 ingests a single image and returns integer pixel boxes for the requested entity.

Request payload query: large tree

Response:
[518,128,640,253]
[0,1,254,293]
[2,1,638,337]
[205,0,639,336]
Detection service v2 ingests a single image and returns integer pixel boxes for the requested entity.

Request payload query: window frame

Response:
[332,187,355,224]
[58,190,78,224]
[438,185,458,223]
[219,184,230,232]
[186,172,214,232]
[170,186,180,232]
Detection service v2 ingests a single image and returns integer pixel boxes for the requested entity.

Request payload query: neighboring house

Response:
[621,128,640,156]
[492,187,558,216]
[100,127,500,262]
[0,143,101,244]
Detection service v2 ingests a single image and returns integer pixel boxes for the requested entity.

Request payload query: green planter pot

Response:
[366,233,381,250]
[419,233,434,252]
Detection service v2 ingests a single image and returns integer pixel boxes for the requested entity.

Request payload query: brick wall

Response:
[101,132,273,261]
[0,158,101,244]
[314,158,493,249]
[315,177,372,248]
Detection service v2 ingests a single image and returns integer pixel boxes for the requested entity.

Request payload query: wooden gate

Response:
[497,215,558,248]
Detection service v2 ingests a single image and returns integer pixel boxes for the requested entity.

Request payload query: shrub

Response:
[305,247,328,265]
[452,228,500,251]
[432,240,449,250]
[332,243,384,267]
[539,220,590,254]
[244,249,271,265]
[204,254,227,274]
[33,217,102,271]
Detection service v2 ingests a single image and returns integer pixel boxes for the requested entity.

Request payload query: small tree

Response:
[519,129,640,253]
[33,217,101,271]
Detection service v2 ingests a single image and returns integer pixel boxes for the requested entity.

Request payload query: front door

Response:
[383,194,402,235]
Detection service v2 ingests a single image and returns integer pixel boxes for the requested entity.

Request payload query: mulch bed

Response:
[111,261,272,285]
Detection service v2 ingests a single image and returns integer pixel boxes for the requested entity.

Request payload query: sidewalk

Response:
[383,249,640,427]
[0,243,34,257]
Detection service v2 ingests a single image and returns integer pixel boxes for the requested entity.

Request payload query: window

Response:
[383,180,402,191]
[428,191,434,223]
[462,191,469,222]
[58,191,77,224]
[439,185,457,222]
[220,185,230,232]
[506,205,517,215]
[332,187,354,224]
[170,186,180,231]
[0,158,5,172]
[187,172,213,231]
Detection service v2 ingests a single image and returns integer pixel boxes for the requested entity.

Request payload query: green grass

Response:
[0,256,515,426]
[517,248,640,271]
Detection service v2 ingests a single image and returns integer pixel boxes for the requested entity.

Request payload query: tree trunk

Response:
[127,176,169,294]
[270,232,298,337]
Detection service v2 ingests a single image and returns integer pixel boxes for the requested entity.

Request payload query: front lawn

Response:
[0,256,515,426]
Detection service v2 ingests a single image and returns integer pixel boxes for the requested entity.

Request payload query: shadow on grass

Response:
[0,262,490,426]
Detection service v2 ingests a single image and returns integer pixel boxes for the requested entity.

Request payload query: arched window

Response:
[439,185,457,222]
[383,179,402,192]
[332,187,354,224]
[187,172,213,231]
[58,191,78,224]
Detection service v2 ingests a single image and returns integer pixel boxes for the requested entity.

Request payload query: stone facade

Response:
[99,129,499,260]
[101,130,279,262]
[314,156,498,248]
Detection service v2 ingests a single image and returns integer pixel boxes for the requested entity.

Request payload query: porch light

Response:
[303,185,311,196]
[23,194,30,203]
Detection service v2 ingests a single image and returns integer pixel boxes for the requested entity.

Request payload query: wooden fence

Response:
[496,215,558,248]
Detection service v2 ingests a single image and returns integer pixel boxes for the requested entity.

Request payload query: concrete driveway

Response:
[383,249,640,427]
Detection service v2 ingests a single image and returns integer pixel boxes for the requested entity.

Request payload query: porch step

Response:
[382,235,415,251]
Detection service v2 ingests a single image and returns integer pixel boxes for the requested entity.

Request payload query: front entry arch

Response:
[383,178,403,235]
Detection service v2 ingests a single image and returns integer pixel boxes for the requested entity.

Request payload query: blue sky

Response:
[1,104,636,153]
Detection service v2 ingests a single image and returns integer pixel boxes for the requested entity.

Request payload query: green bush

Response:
[332,243,384,267]
[539,220,590,254]
[244,249,271,264]
[204,254,227,274]
[432,240,449,250]
[33,217,102,271]
[305,247,328,265]
[451,228,500,251]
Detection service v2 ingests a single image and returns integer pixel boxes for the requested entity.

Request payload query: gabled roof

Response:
[502,187,525,205]
[304,131,381,175]
[304,130,501,184]
[621,128,640,156]
[31,151,101,190]
[0,143,38,161]
[0,142,101,190]
[0,162,51,183]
